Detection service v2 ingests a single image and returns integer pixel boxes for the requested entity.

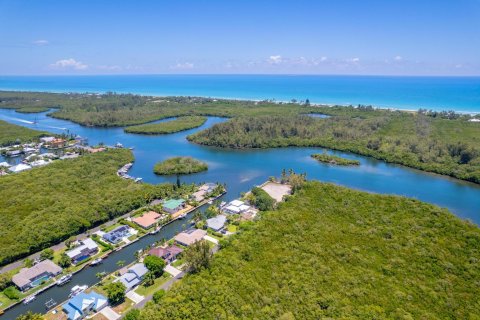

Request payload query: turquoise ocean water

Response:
[0,75,479,113]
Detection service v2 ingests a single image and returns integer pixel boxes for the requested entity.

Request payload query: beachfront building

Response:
[62,291,108,320]
[206,215,227,232]
[149,245,183,264]
[117,263,148,292]
[12,259,62,291]
[132,211,161,229]
[163,199,186,214]
[223,199,251,214]
[65,238,99,265]
[102,225,131,244]
[174,229,207,247]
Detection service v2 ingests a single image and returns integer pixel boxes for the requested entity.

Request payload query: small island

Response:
[311,153,360,166]
[125,116,207,135]
[154,156,208,175]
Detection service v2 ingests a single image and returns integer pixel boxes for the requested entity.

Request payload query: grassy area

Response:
[226,224,237,233]
[171,258,184,268]
[0,120,50,146]
[135,273,172,296]
[311,153,360,166]
[153,157,208,175]
[139,181,480,319]
[124,116,207,134]
[0,149,181,266]
[188,113,480,183]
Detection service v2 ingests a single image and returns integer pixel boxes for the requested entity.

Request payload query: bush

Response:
[4,286,21,300]
[153,289,166,303]
[124,309,141,320]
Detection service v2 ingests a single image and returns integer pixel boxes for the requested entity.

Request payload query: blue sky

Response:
[0,0,479,75]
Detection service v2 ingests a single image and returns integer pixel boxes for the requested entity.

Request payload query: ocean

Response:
[0,74,479,113]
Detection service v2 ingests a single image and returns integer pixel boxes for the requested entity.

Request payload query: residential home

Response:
[65,238,99,264]
[206,215,227,231]
[116,263,148,292]
[163,199,186,214]
[62,291,108,320]
[223,199,251,214]
[12,260,62,291]
[132,211,161,229]
[40,136,56,143]
[102,225,131,244]
[174,229,207,246]
[149,245,183,263]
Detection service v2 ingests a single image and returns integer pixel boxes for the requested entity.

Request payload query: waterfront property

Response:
[62,291,108,320]
[206,215,227,232]
[12,259,62,291]
[174,229,207,247]
[260,182,292,202]
[163,199,186,214]
[222,199,251,214]
[65,238,99,265]
[117,263,148,292]
[149,245,183,264]
[191,183,218,202]
[9,163,31,173]
[132,211,161,229]
[102,225,131,244]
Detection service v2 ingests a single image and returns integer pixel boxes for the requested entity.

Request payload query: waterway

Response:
[1,107,480,318]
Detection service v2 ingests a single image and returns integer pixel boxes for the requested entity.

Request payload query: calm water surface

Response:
[1,107,480,318]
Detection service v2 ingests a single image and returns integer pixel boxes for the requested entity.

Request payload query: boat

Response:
[56,274,72,286]
[207,200,213,204]
[23,294,36,304]
[69,285,88,298]
[149,226,161,235]
[45,298,57,309]
[115,142,124,148]
[90,258,103,266]
[178,213,187,219]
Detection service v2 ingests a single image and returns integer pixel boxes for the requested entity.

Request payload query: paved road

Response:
[0,212,132,274]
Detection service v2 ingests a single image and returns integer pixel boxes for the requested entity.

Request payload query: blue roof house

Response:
[62,291,108,320]
[206,215,227,231]
[117,263,148,292]
[102,225,131,244]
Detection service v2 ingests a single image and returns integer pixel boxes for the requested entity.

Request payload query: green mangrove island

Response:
[124,116,207,134]
[138,181,480,319]
[311,153,360,166]
[0,120,49,146]
[153,156,208,175]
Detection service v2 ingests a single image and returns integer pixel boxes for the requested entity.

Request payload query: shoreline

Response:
[0,88,479,115]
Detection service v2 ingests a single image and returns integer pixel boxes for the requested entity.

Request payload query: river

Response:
[1,108,480,318]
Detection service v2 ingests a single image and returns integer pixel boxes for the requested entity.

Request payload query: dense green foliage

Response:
[311,153,360,166]
[3,286,20,300]
[153,289,166,303]
[15,312,44,320]
[0,149,176,265]
[250,187,275,211]
[124,116,207,134]
[105,281,126,305]
[184,240,212,274]
[124,309,141,320]
[144,255,166,277]
[188,113,480,183]
[0,120,49,146]
[153,157,208,175]
[140,181,480,319]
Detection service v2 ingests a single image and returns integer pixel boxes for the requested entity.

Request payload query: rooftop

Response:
[174,229,207,246]
[12,259,62,288]
[132,211,161,229]
[163,199,185,210]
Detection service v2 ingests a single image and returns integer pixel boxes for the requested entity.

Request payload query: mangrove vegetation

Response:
[311,153,360,166]
[153,157,208,175]
[124,116,207,134]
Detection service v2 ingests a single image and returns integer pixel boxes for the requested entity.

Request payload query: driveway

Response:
[126,291,145,304]
[100,306,121,320]
[203,235,219,244]
[164,264,183,277]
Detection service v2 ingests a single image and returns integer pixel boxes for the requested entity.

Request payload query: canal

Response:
[1,107,480,317]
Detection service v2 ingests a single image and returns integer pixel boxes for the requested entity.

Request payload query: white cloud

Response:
[171,62,194,70]
[347,57,360,63]
[97,65,122,71]
[33,40,49,46]
[268,55,283,64]
[320,56,328,62]
[394,55,403,61]
[50,58,88,70]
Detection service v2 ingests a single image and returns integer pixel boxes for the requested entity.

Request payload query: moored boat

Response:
[56,274,72,286]
[90,258,103,266]
[23,295,36,304]
[69,284,88,298]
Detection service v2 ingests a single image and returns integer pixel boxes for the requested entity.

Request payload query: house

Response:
[9,163,32,173]
[102,225,131,244]
[46,138,67,149]
[174,229,207,246]
[132,211,161,229]
[149,245,183,263]
[12,260,62,291]
[163,199,186,214]
[200,183,217,193]
[40,136,56,143]
[192,183,218,202]
[65,238,99,264]
[62,291,108,320]
[206,215,227,231]
[468,118,480,122]
[6,150,22,157]
[116,263,148,291]
[223,199,251,214]
[191,190,207,202]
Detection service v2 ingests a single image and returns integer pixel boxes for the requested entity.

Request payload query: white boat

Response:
[90,258,103,266]
[207,200,213,204]
[23,295,36,304]
[56,274,72,286]
[178,213,187,219]
[69,285,88,298]
[149,226,161,235]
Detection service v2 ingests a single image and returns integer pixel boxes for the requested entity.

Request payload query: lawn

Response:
[135,273,172,296]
